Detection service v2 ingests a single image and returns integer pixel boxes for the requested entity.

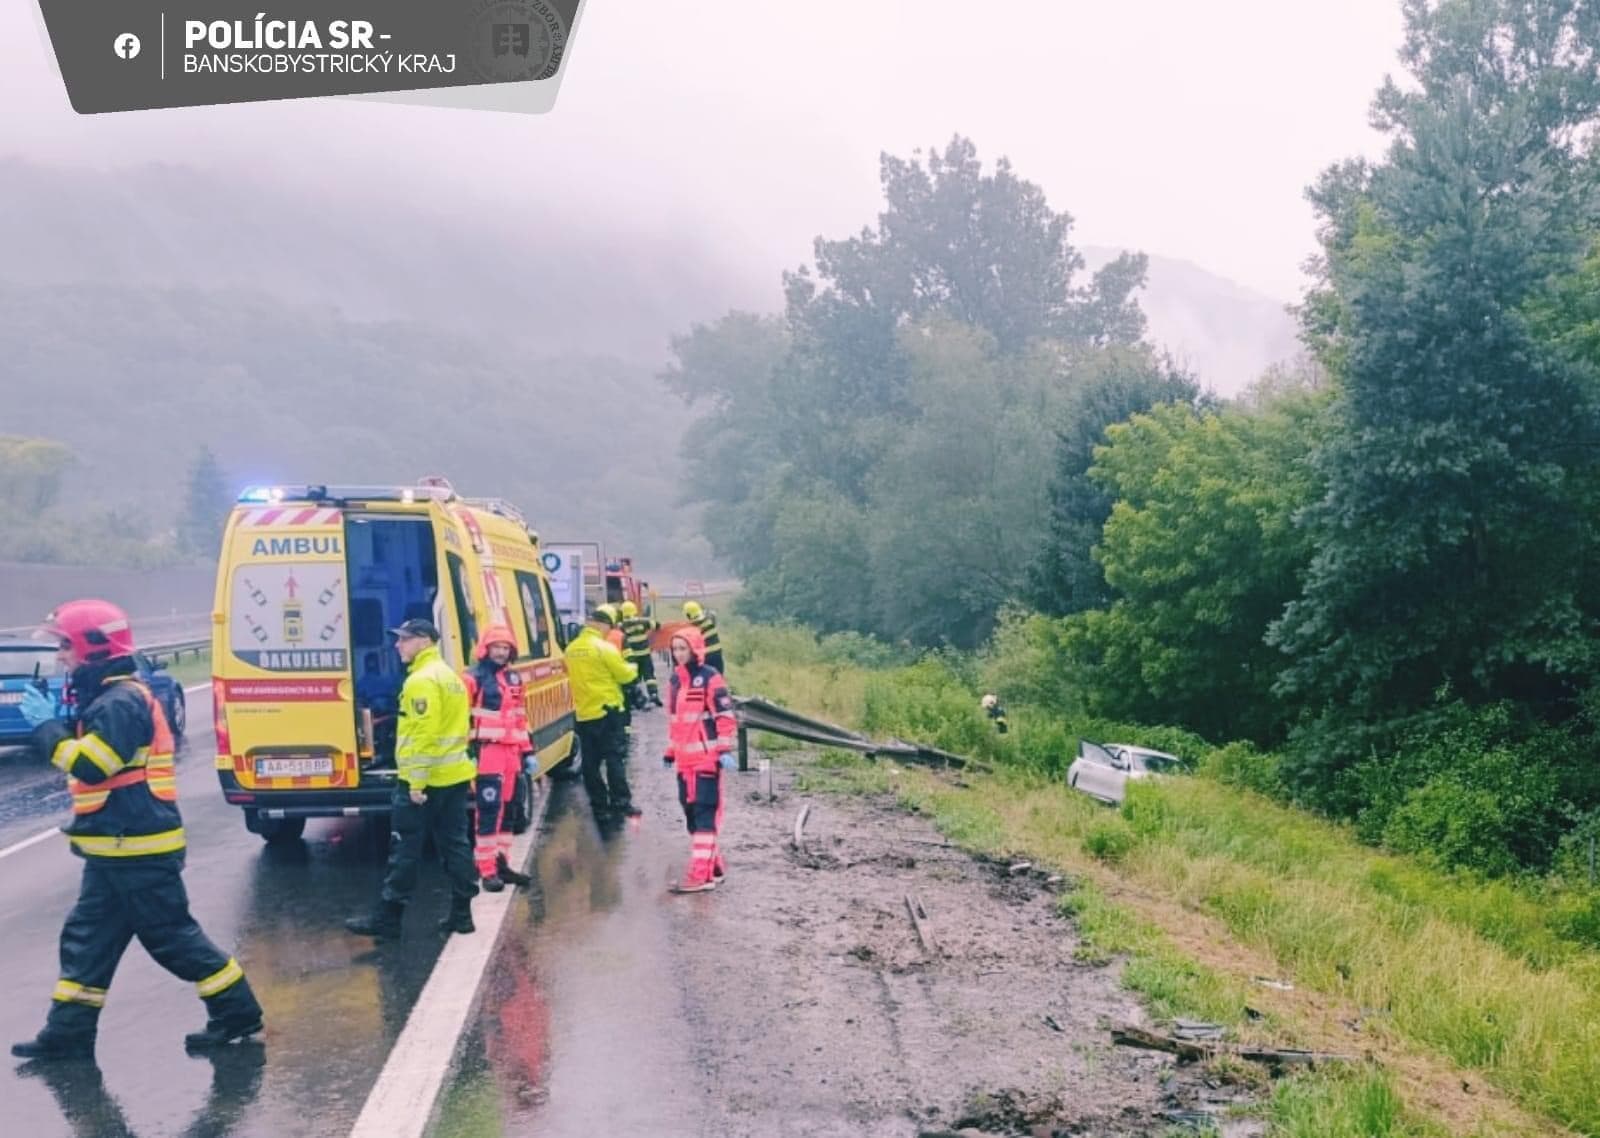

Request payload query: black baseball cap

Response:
[389,618,440,641]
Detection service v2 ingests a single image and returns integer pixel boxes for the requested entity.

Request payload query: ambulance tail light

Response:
[212,679,232,758]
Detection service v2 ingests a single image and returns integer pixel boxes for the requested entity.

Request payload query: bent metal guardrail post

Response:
[729,695,977,772]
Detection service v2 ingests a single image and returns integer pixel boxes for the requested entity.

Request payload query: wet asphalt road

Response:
[0,701,464,1138]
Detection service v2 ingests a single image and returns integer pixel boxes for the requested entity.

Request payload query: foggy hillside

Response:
[0,159,1297,392]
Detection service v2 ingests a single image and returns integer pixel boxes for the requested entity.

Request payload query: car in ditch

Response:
[1066,739,1186,805]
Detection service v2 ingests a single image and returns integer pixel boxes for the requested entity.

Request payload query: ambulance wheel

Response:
[244,810,306,844]
[508,771,534,834]
[548,746,581,782]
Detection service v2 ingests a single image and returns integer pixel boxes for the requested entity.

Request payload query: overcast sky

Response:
[1,1,1407,303]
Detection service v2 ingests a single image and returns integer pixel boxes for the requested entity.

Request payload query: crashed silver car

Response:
[1066,739,1185,805]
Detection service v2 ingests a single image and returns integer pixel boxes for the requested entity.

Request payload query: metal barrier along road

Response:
[730,694,975,771]
[0,611,211,664]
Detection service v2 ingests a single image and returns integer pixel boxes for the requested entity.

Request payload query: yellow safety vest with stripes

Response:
[395,645,476,789]
[620,616,655,658]
[48,675,185,861]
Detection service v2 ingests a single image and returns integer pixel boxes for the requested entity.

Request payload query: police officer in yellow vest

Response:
[566,607,640,826]
[11,599,264,1061]
[346,618,479,941]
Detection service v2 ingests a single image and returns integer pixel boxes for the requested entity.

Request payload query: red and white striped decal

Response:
[237,507,342,528]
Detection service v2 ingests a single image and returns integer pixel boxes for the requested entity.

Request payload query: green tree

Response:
[1060,395,1325,742]
[1026,349,1203,616]
[663,137,1153,643]
[178,446,231,557]
[0,436,74,514]
[1270,0,1600,795]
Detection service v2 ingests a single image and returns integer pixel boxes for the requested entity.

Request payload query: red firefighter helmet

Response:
[43,599,136,663]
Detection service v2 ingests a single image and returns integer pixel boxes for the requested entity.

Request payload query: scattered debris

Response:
[1043,1014,1064,1033]
[1007,861,1033,875]
[1111,1024,1352,1070]
[905,892,940,958]
[1173,1020,1226,1041]
[792,802,812,852]
[1252,976,1294,991]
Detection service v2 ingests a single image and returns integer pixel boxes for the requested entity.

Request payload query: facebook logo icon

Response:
[114,33,141,60]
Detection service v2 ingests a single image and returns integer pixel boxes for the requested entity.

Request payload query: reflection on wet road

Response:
[0,705,464,1138]
[433,707,709,1138]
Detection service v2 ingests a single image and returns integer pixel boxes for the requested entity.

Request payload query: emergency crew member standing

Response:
[663,626,736,893]
[683,600,725,676]
[565,607,639,825]
[462,626,534,893]
[346,618,479,941]
[12,599,264,1060]
[619,600,662,708]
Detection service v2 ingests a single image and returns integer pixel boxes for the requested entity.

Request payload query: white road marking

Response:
[0,825,60,861]
[348,781,554,1138]
[0,683,210,861]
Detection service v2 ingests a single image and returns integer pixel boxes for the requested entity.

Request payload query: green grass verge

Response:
[736,619,1591,1136]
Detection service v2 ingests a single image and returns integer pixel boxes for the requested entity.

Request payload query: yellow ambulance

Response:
[210,478,576,843]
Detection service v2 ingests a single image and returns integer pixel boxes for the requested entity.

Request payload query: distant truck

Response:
[545,542,655,629]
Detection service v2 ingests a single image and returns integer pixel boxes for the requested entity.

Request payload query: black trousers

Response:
[576,712,632,816]
[632,654,659,700]
[381,780,479,905]
[46,858,261,1040]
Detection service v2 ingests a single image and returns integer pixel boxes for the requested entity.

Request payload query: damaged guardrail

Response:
[730,694,978,772]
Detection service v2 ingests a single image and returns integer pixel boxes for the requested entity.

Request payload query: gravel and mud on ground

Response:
[442,733,1266,1138]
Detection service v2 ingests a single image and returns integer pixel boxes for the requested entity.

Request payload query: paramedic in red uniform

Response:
[462,626,534,892]
[662,626,737,893]
[11,599,264,1061]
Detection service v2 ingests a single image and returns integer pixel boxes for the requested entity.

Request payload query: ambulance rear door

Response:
[216,505,359,792]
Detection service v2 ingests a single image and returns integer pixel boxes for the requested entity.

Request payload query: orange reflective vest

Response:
[69,682,177,816]
[463,666,532,751]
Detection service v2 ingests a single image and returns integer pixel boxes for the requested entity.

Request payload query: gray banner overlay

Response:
[37,0,582,113]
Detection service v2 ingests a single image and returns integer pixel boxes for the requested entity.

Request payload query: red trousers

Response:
[473,743,522,878]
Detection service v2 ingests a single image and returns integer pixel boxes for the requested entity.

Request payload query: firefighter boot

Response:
[184,1013,264,1051]
[495,854,532,888]
[185,976,265,1051]
[437,896,475,935]
[11,1029,95,1061]
[344,899,405,941]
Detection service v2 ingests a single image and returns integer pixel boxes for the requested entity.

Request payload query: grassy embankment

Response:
[724,618,1600,1138]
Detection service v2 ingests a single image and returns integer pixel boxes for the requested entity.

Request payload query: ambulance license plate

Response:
[255,757,334,778]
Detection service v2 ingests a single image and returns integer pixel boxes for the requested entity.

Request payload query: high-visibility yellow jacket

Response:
[564,627,638,722]
[395,645,474,789]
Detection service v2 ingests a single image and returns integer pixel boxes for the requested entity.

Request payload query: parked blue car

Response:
[0,638,187,745]
[0,637,66,745]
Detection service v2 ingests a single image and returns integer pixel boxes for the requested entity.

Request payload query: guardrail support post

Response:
[737,726,749,773]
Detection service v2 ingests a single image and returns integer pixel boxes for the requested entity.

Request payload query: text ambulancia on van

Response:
[211,479,577,843]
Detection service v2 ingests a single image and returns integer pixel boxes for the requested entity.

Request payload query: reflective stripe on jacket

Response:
[620,616,656,658]
[564,627,638,722]
[39,672,185,862]
[396,645,475,789]
[463,664,532,750]
[666,663,736,775]
[692,613,721,654]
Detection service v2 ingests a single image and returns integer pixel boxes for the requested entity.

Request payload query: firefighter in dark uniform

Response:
[619,600,662,709]
[11,599,264,1061]
[682,600,725,676]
